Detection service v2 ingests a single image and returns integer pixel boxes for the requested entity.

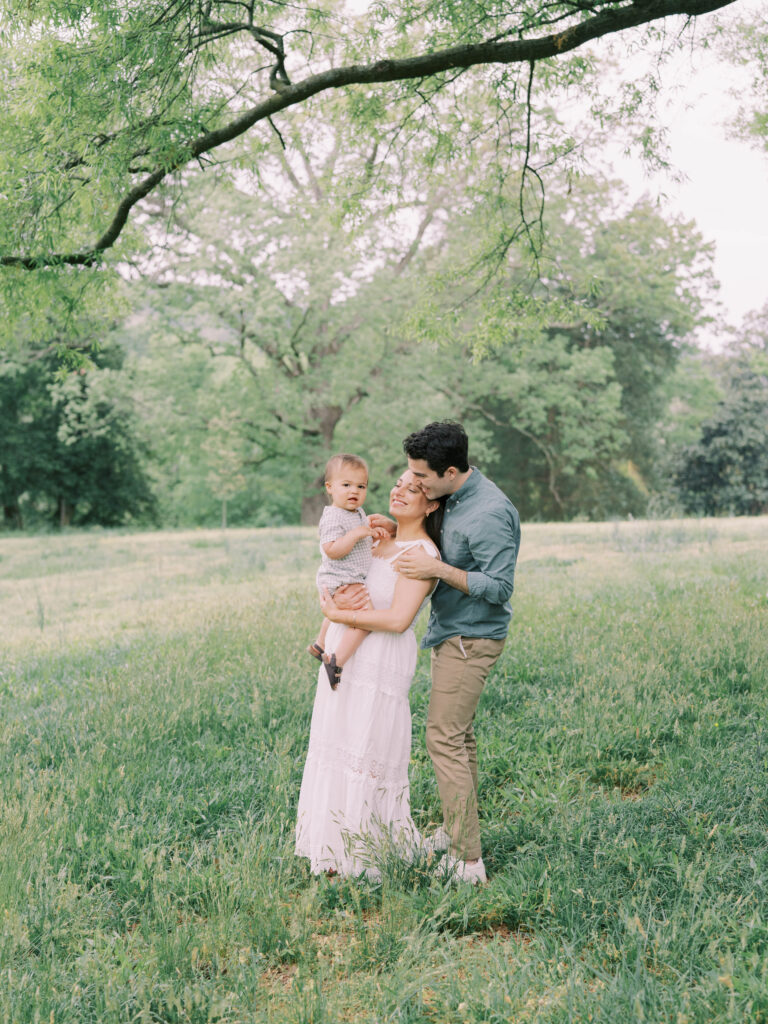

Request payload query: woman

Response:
[295,470,443,879]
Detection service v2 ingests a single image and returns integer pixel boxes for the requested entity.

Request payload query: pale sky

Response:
[601,2,767,349]
[345,0,766,348]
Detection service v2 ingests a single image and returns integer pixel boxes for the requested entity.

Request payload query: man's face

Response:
[406,457,457,499]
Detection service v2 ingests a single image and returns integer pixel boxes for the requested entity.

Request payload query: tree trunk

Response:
[221,498,227,530]
[3,503,23,529]
[301,479,327,526]
[58,498,74,528]
[299,405,343,525]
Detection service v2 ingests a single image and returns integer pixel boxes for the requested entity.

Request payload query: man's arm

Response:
[462,508,519,604]
[396,507,518,603]
[320,573,432,633]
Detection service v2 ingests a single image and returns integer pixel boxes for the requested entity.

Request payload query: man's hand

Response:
[397,550,470,594]
[332,583,371,610]
[394,547,441,581]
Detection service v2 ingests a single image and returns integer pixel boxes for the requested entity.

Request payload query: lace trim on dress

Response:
[333,675,411,699]
[305,744,409,785]
[340,658,413,695]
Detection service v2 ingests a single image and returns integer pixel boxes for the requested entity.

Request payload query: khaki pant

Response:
[426,635,506,861]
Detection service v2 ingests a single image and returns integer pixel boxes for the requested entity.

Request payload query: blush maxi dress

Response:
[295,539,437,878]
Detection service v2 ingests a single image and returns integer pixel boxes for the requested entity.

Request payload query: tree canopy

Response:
[0,345,156,528]
[2,0,761,529]
[674,366,768,516]
[0,0,741,272]
[111,158,715,523]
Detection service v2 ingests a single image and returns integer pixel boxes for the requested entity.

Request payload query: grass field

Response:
[1,517,767,1023]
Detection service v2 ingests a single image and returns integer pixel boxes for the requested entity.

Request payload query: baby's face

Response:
[325,467,368,511]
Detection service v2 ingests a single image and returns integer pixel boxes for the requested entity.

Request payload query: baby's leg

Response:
[333,626,370,668]
[308,618,329,660]
[317,618,329,647]
[320,586,373,688]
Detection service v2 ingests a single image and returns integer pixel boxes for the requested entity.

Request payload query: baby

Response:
[308,453,378,690]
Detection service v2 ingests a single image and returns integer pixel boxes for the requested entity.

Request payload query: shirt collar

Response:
[446,466,480,508]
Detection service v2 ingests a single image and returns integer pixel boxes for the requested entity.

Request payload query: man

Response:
[396,420,520,884]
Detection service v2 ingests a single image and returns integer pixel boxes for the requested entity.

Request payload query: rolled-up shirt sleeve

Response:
[465,508,519,605]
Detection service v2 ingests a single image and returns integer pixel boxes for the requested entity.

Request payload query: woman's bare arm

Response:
[321,574,432,634]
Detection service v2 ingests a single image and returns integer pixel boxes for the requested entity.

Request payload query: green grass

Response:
[1,517,767,1023]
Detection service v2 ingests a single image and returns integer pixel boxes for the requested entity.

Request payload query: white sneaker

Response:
[440,855,487,885]
[421,826,451,854]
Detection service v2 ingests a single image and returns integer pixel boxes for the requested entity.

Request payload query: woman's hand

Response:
[320,588,345,623]
[333,583,370,610]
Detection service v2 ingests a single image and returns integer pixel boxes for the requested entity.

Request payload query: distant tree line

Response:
[2,173,766,529]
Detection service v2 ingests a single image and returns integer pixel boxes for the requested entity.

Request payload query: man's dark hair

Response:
[403,421,469,476]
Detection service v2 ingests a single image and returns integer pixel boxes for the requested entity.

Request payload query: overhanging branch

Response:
[1,0,738,270]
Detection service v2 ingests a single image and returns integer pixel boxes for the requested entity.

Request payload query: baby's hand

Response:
[353,523,377,540]
[371,525,391,541]
[368,513,396,536]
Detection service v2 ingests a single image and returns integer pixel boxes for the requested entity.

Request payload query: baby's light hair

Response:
[325,453,369,483]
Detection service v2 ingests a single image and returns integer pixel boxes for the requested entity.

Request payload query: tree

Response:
[0,360,55,528]
[129,114,471,522]
[202,410,248,529]
[428,336,629,519]
[674,368,768,516]
[538,185,715,482]
[726,9,768,149]
[655,348,726,455]
[673,312,768,516]
[394,174,715,518]
[0,0,741,274]
[0,347,157,529]
[116,154,715,523]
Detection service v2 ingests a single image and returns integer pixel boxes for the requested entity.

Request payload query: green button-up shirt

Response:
[422,468,520,649]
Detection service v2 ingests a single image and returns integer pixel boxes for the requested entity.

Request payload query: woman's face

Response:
[389,470,436,520]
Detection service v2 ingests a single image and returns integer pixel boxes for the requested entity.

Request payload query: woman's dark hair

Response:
[403,421,469,476]
[424,497,446,549]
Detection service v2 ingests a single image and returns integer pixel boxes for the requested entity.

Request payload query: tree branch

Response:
[519,60,545,269]
[1,0,738,270]
[396,202,439,276]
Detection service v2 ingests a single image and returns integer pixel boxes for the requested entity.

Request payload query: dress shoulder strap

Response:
[385,539,439,562]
